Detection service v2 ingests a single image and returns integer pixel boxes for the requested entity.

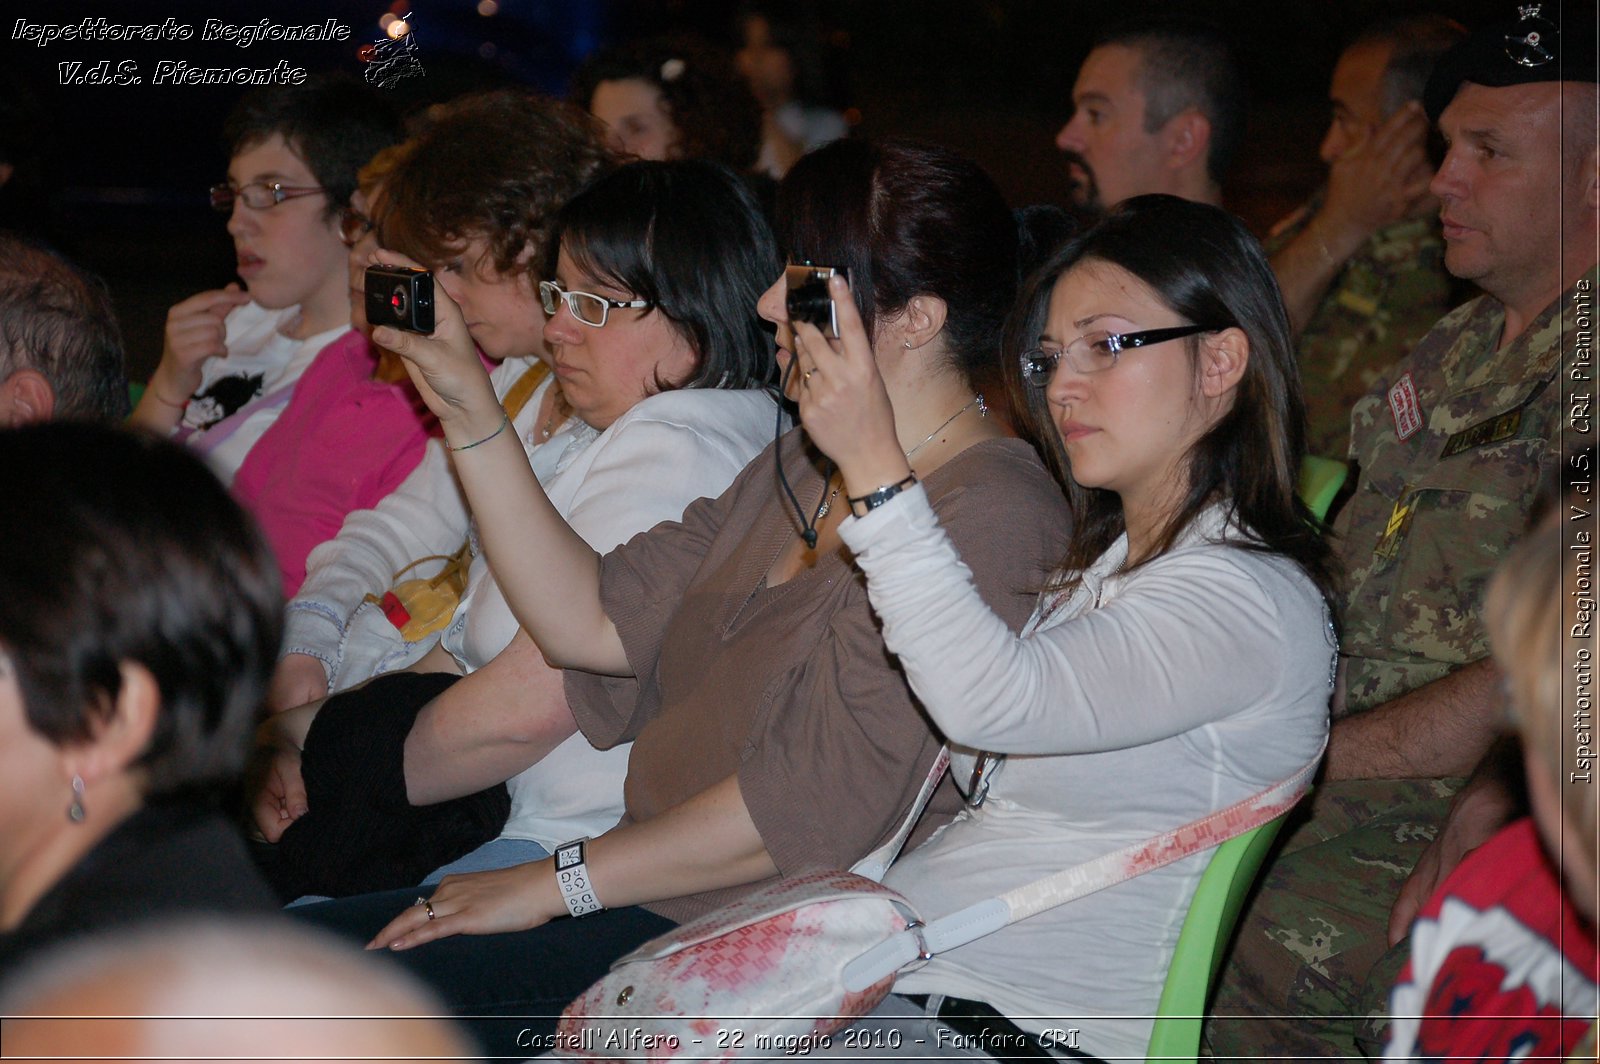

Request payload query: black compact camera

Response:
[365,265,435,334]
[785,264,845,338]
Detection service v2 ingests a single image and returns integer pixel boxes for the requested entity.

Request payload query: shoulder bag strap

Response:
[842,741,1323,991]
[501,359,552,421]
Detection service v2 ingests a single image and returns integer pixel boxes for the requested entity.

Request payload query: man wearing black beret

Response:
[1207,5,1598,1058]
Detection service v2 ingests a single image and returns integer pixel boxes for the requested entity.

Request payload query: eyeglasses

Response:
[1019,325,1210,386]
[209,181,327,213]
[339,207,374,247]
[539,280,650,328]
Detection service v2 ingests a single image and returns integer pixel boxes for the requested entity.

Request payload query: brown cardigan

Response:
[565,431,1070,923]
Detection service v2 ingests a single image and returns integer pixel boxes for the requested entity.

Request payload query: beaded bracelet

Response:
[446,411,509,452]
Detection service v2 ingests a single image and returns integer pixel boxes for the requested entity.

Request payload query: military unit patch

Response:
[1388,372,1424,441]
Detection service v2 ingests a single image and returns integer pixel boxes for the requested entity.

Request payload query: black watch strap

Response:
[847,474,918,518]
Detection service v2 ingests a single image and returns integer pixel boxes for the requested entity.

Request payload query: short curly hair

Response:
[573,35,762,172]
[379,90,612,280]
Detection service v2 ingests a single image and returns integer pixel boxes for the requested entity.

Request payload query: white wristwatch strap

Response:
[554,837,604,918]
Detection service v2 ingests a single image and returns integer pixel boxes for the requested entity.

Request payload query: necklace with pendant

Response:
[812,393,987,528]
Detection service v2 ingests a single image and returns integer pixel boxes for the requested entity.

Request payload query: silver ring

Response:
[415,895,437,920]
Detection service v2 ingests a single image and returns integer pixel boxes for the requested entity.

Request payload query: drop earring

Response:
[67,775,86,823]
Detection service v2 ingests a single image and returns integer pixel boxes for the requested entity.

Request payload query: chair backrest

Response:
[1144,811,1292,1063]
[1298,455,1348,523]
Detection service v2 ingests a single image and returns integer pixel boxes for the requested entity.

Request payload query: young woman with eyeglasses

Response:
[127,75,401,482]
[791,195,1338,1061]
[227,142,443,598]
[295,139,1069,1055]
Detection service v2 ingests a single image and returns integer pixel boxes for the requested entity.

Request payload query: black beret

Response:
[1424,2,1599,120]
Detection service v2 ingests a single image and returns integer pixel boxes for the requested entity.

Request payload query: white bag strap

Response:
[842,743,1323,991]
[850,746,950,883]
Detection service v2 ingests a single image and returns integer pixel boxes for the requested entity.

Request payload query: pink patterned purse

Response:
[554,750,1318,1062]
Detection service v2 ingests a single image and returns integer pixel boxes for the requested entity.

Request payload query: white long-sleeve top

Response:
[282,356,546,684]
[838,488,1333,1062]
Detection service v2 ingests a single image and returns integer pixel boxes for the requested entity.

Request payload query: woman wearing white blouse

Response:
[794,195,1339,1061]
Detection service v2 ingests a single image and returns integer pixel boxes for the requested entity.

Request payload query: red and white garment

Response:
[1385,818,1599,1062]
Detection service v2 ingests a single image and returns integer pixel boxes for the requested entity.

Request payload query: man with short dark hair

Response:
[1054,21,1244,209]
[1267,15,1464,458]
[0,233,127,425]
[1207,6,1599,1058]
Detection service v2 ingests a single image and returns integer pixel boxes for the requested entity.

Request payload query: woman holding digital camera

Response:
[793,195,1336,1060]
[295,138,1069,1051]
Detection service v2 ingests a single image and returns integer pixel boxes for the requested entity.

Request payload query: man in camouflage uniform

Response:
[1207,6,1599,1059]
[1266,16,1463,459]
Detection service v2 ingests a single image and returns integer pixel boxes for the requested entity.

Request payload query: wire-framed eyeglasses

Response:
[209,181,327,213]
[1020,325,1210,386]
[538,280,651,328]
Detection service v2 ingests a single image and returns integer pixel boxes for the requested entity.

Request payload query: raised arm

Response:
[1269,103,1432,336]
[369,250,627,675]
[842,493,1321,753]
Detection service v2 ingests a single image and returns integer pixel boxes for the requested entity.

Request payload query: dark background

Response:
[2,0,1510,379]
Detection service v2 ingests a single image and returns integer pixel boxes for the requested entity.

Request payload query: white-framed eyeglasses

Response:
[539,280,651,328]
[209,181,327,213]
[1019,324,1210,386]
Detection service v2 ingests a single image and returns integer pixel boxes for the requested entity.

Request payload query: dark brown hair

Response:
[1005,194,1338,602]
[0,423,281,796]
[774,138,1018,386]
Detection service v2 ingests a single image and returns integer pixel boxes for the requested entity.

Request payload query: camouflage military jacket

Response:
[1333,270,1592,715]
[1266,201,1453,459]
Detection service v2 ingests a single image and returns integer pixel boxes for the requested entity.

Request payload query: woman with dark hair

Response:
[792,194,1337,1060]
[296,139,1068,1052]
[253,159,780,899]
[0,423,283,978]
[573,34,762,172]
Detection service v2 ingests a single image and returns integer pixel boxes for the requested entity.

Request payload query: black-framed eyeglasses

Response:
[209,181,327,213]
[539,280,650,328]
[339,207,374,247]
[1019,325,1210,386]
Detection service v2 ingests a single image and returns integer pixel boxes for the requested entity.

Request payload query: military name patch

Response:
[1440,408,1524,458]
[1388,372,1424,441]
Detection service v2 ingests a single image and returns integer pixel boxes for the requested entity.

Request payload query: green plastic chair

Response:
[1145,461,1337,1061]
[1144,811,1293,1062]
[1298,455,1349,523]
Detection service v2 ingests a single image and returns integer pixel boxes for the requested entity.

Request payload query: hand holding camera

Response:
[365,264,435,335]
[362,250,500,442]
[785,264,842,339]
[788,271,909,498]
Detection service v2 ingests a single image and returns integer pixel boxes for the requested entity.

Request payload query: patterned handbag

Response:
[555,750,1320,1062]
